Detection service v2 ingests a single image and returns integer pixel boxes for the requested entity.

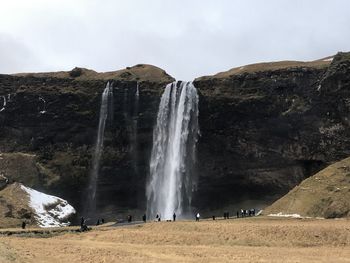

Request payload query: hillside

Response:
[263,157,350,218]
[196,56,333,81]
[0,183,75,228]
[1,52,350,219]
[13,64,174,83]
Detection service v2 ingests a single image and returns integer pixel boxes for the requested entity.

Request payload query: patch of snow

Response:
[268,212,302,218]
[268,213,325,219]
[21,184,76,227]
[256,210,263,216]
[323,57,333,62]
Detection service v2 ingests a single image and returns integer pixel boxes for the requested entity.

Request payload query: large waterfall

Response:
[86,82,113,217]
[146,81,199,220]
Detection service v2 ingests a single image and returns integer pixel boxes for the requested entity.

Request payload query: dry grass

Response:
[0,183,33,228]
[0,217,349,262]
[13,64,174,83]
[197,56,333,81]
[264,157,350,218]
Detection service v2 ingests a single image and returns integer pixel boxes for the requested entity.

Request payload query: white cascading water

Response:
[86,82,113,217]
[132,82,139,170]
[39,96,47,114]
[146,81,199,220]
[0,95,7,112]
[0,93,16,113]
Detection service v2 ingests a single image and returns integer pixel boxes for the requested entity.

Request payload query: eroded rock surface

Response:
[0,54,350,219]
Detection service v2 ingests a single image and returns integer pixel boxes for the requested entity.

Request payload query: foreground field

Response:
[0,217,349,262]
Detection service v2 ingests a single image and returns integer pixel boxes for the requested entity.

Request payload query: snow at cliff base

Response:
[267,212,302,218]
[21,184,76,227]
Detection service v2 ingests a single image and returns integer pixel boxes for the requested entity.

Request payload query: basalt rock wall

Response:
[0,67,171,219]
[193,52,350,212]
[0,54,350,219]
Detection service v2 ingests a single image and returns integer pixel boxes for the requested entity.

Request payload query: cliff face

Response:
[1,54,350,220]
[194,53,350,212]
[0,64,173,220]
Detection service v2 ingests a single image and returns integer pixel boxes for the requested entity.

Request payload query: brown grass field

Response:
[0,217,349,263]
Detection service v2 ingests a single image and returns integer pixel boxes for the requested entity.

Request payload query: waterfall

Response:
[86,82,113,217]
[146,81,199,220]
[108,84,114,123]
[0,93,16,113]
[0,95,6,112]
[132,82,139,172]
[39,96,47,114]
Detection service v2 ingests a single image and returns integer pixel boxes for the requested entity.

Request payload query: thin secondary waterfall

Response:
[39,96,47,114]
[132,82,139,172]
[86,82,113,217]
[146,81,199,220]
[0,95,6,112]
[0,93,16,113]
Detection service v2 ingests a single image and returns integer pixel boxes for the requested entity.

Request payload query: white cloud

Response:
[0,33,43,73]
[0,0,349,80]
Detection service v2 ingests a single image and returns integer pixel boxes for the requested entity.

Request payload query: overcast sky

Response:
[0,0,349,80]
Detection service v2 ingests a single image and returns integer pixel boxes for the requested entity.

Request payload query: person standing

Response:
[173,212,176,222]
[142,214,146,222]
[196,212,200,221]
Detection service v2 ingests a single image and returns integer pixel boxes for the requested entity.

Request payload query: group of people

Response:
[152,212,176,222]
[211,209,256,220]
[82,208,257,228]
[237,208,256,218]
[138,212,200,222]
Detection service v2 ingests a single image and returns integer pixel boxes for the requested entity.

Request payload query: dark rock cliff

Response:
[194,53,350,213]
[1,54,350,220]
[0,64,173,220]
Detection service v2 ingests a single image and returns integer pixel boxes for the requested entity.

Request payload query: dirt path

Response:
[1,217,349,262]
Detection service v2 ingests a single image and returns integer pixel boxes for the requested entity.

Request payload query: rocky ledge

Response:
[0,53,350,221]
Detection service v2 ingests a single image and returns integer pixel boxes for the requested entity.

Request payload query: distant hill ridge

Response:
[9,54,337,82]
